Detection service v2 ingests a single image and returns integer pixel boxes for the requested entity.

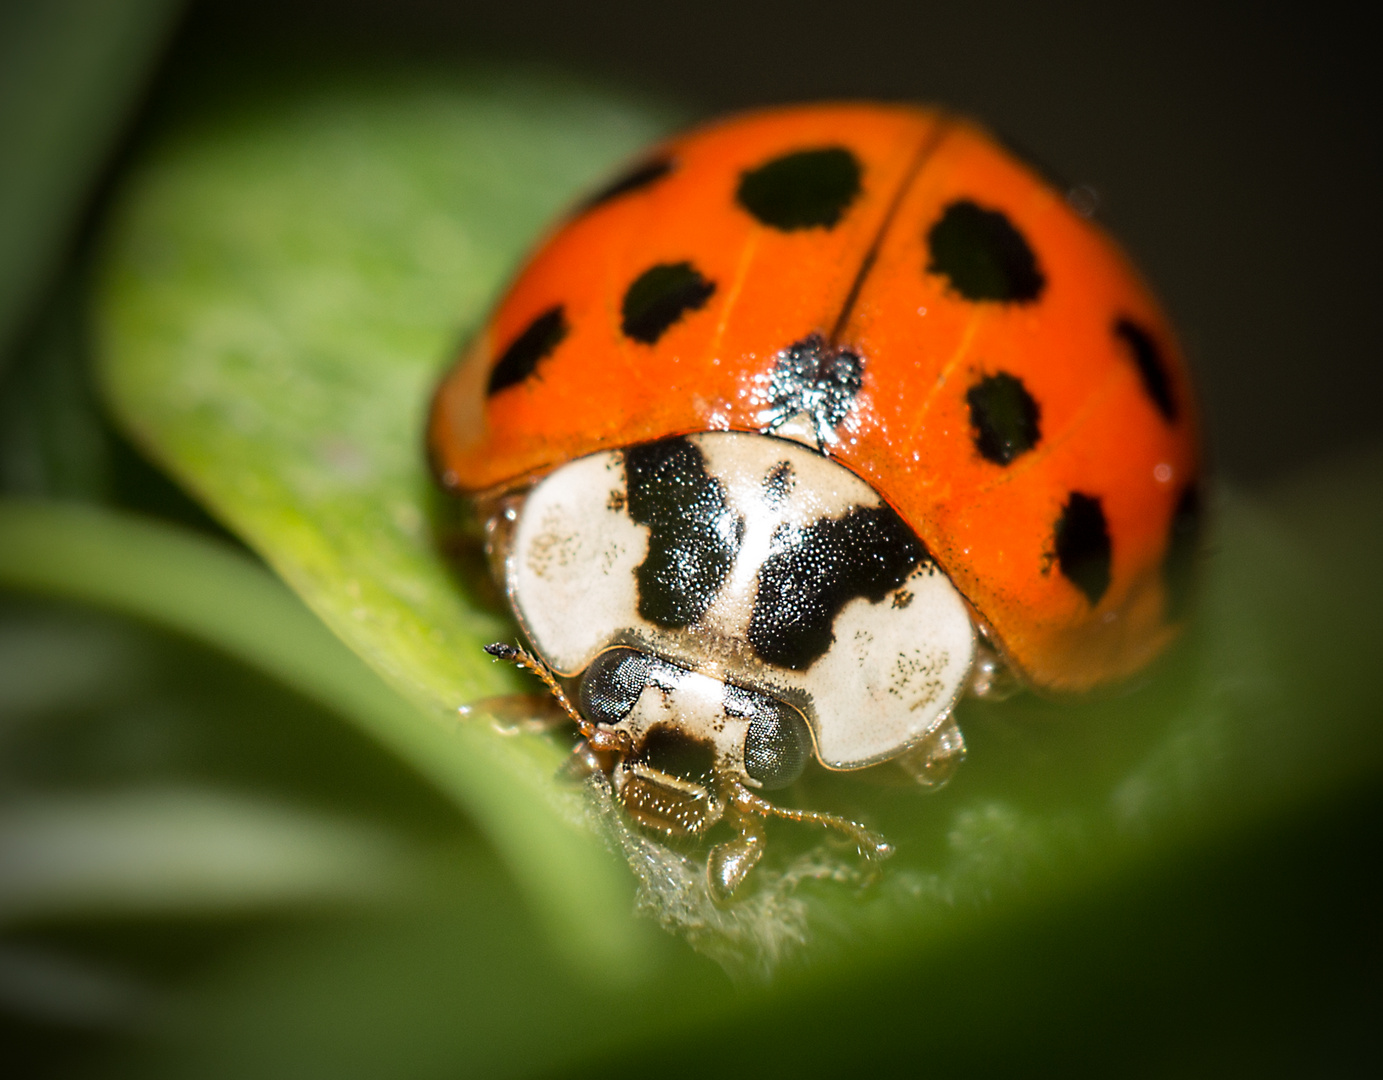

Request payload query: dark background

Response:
[150,0,1381,484]
[3,2,1380,1075]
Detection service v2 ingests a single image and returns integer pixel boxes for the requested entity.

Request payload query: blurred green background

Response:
[1,2,1379,1077]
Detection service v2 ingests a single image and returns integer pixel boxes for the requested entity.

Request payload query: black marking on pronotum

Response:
[486,305,568,395]
[749,505,928,670]
[578,156,674,211]
[967,371,1041,464]
[625,438,743,628]
[736,146,862,231]
[926,199,1045,303]
[1054,492,1112,606]
[620,262,716,344]
[1162,482,1202,621]
[756,333,864,444]
[1114,317,1177,422]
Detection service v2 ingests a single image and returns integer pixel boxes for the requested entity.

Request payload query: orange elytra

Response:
[431,103,1201,695]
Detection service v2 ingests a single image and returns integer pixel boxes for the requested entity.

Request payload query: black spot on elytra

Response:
[577,648,651,726]
[638,724,717,787]
[755,333,863,445]
[1163,482,1202,620]
[967,371,1041,464]
[926,199,1045,303]
[749,505,928,670]
[620,262,716,344]
[1055,492,1112,606]
[736,146,863,231]
[486,305,567,395]
[625,438,743,628]
[1114,317,1177,422]
[579,156,674,211]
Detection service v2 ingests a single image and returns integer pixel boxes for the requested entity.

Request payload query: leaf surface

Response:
[96,68,680,976]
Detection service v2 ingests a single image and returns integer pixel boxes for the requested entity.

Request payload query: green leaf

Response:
[0,787,417,922]
[0,498,654,978]
[93,68,679,978]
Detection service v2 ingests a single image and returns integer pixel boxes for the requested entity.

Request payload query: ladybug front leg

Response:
[554,738,620,784]
[892,715,967,789]
[706,783,895,900]
[457,693,569,736]
[470,647,626,785]
[483,642,634,756]
[727,782,895,864]
[706,805,767,902]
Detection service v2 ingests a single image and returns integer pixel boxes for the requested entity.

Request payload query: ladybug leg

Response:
[461,663,620,783]
[555,739,618,784]
[706,808,767,902]
[967,638,1021,701]
[457,693,569,735]
[893,715,967,789]
[483,642,634,756]
[727,782,895,864]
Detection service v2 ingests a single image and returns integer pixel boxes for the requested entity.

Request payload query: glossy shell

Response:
[430,104,1201,692]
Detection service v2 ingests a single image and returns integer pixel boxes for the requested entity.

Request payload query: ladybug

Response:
[430,104,1201,898]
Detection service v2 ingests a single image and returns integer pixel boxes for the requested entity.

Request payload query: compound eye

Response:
[577,647,651,725]
[743,699,813,789]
